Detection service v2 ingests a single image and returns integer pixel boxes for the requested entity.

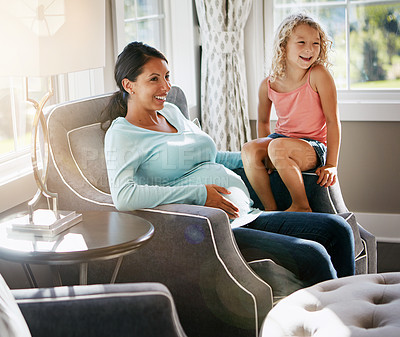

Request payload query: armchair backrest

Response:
[45,86,188,211]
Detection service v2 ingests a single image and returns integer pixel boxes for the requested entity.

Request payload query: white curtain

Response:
[195,0,252,151]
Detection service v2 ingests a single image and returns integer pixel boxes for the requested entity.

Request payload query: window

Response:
[124,0,165,50]
[274,0,400,90]
[113,0,166,56]
[112,0,199,114]
[264,0,400,121]
[272,0,400,90]
[0,77,48,181]
[0,78,38,156]
[0,71,103,186]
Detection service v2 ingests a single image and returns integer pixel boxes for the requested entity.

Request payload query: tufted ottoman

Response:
[261,272,400,337]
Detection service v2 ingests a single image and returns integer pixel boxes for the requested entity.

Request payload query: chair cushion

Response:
[0,275,31,337]
[62,86,189,197]
[261,272,400,337]
[68,122,110,194]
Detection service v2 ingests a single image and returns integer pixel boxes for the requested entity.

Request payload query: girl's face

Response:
[285,24,320,71]
[130,57,171,112]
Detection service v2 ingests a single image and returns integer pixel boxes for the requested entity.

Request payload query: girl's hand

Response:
[205,184,240,219]
[315,165,337,187]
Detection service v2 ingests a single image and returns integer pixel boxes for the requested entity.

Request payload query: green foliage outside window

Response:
[274,1,400,89]
[350,4,400,87]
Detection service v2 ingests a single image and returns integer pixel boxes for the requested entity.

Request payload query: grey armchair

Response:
[238,168,377,275]
[272,171,376,274]
[44,86,272,337]
[43,86,375,337]
[12,281,187,337]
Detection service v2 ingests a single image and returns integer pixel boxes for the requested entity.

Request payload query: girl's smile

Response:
[300,56,313,62]
[286,24,320,70]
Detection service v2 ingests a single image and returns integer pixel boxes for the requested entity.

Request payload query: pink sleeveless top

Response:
[268,69,327,145]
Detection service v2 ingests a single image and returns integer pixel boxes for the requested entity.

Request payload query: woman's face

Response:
[131,57,171,112]
[285,24,320,70]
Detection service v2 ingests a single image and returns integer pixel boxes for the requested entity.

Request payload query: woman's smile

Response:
[154,95,167,101]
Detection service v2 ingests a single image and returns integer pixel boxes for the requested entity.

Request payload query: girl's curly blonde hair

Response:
[269,13,332,82]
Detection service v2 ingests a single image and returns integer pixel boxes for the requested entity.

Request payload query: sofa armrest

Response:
[13,283,186,337]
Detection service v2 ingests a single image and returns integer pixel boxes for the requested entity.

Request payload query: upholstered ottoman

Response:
[261,272,400,337]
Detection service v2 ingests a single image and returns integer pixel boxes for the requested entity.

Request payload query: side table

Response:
[0,211,154,287]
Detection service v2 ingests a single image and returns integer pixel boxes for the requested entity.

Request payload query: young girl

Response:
[242,13,340,212]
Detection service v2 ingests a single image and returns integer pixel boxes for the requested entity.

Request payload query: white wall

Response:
[355,213,400,243]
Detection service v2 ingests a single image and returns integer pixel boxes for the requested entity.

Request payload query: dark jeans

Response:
[233,212,355,287]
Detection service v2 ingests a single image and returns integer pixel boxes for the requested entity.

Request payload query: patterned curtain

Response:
[195,0,252,151]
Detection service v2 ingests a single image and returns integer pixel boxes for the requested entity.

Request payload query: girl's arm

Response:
[257,77,273,138]
[313,65,341,187]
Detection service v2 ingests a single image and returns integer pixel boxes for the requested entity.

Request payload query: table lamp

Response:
[0,0,106,235]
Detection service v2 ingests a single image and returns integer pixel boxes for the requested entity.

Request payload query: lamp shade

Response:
[0,0,105,77]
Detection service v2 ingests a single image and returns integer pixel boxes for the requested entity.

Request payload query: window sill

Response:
[338,100,400,121]
[269,100,400,122]
[0,171,37,213]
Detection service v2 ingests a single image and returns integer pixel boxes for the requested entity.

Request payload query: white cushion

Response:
[261,272,400,337]
[0,275,31,337]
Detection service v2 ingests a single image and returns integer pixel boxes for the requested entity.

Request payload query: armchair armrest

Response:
[358,224,377,273]
[13,283,187,337]
[127,204,273,337]
[153,204,273,320]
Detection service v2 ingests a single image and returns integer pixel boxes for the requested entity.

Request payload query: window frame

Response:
[0,68,104,214]
[111,0,166,59]
[0,70,104,179]
[112,0,199,118]
[265,0,400,121]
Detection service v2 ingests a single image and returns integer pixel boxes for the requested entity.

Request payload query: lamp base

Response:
[10,209,82,237]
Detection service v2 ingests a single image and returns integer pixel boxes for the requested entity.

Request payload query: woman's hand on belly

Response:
[205,184,240,219]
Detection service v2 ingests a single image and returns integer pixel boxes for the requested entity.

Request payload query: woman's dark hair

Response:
[101,41,168,129]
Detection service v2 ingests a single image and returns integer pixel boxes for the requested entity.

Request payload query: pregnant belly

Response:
[171,162,254,217]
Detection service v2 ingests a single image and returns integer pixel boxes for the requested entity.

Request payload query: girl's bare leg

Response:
[269,138,318,212]
[241,138,277,211]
